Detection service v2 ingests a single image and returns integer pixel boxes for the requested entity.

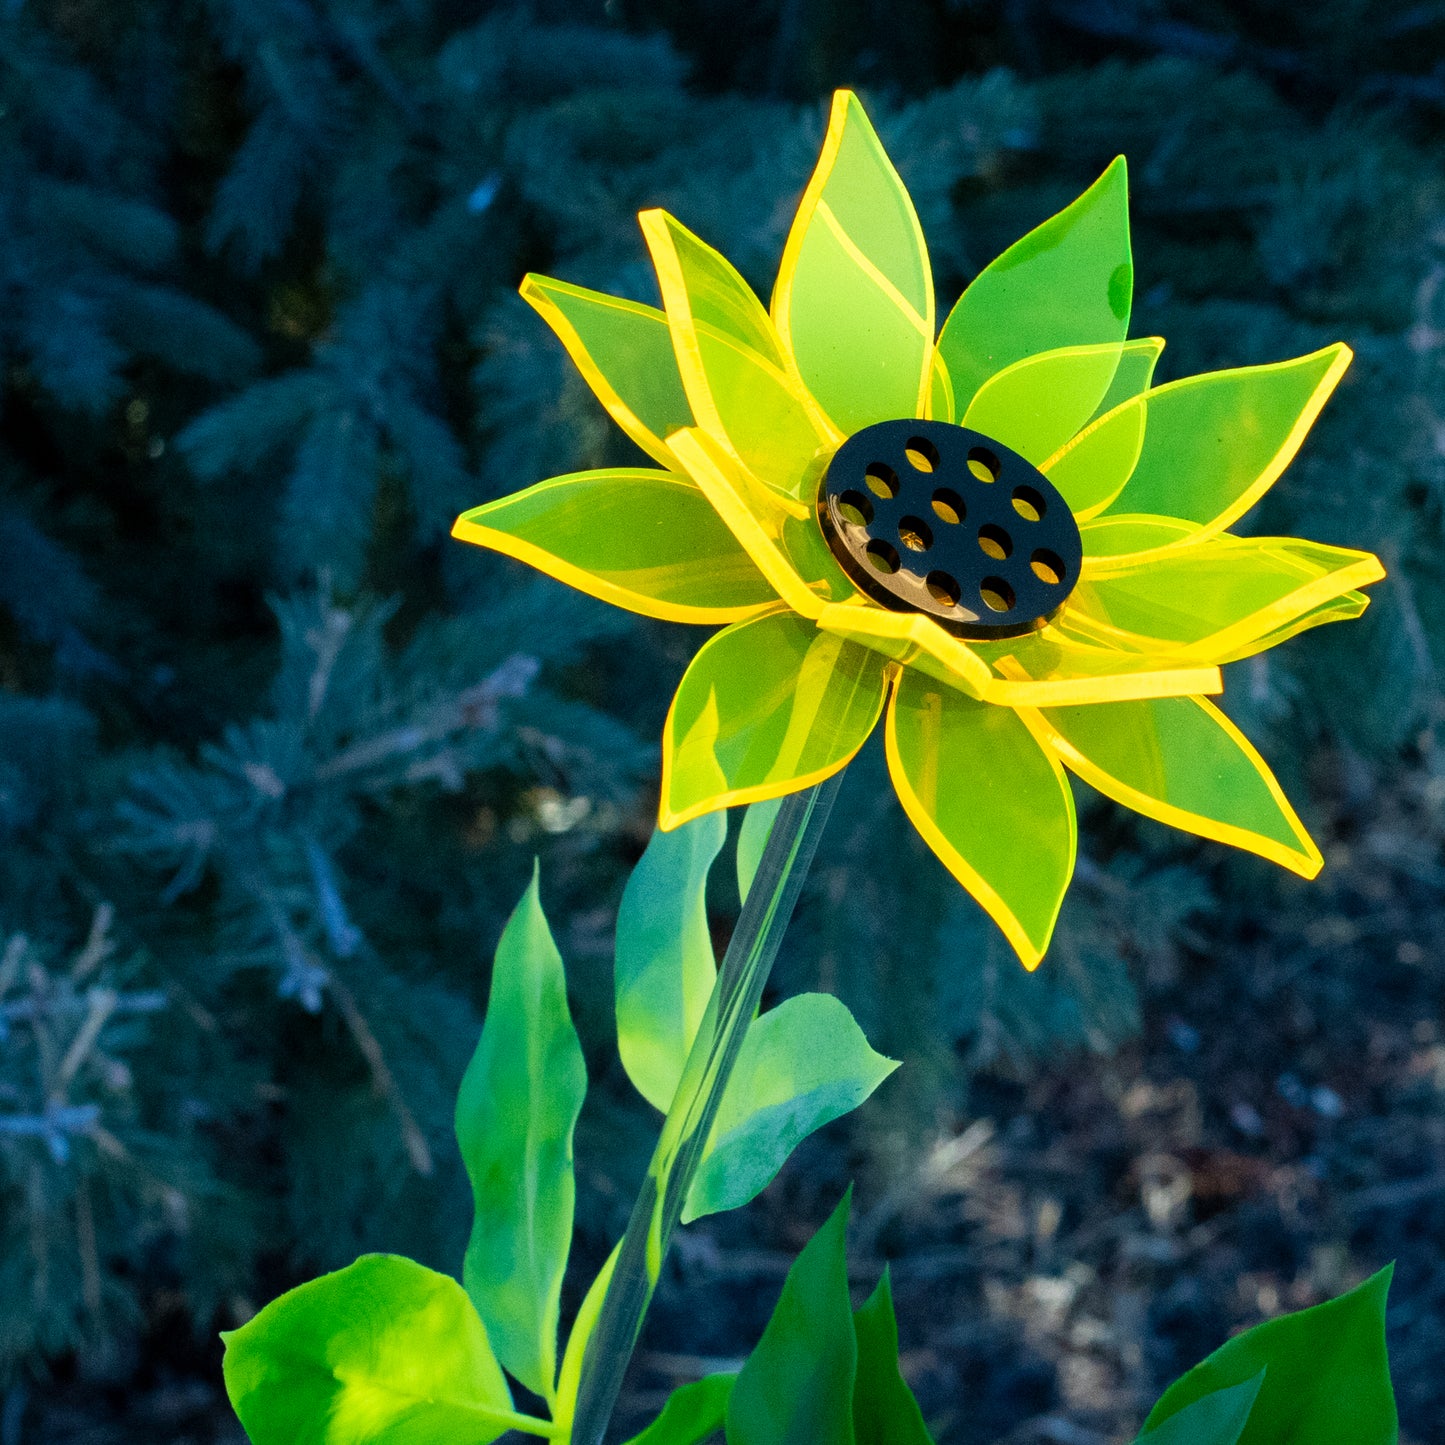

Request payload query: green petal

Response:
[962,342,1125,465]
[885,668,1075,969]
[772,90,933,433]
[1040,338,1165,518]
[1077,512,1198,557]
[1065,535,1385,663]
[1021,694,1322,877]
[1213,588,1370,663]
[452,468,777,623]
[643,210,833,498]
[521,274,693,469]
[661,610,887,827]
[935,157,1132,414]
[1098,344,1352,537]
[1089,334,1163,421]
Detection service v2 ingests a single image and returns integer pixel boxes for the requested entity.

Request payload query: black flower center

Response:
[818,418,1082,640]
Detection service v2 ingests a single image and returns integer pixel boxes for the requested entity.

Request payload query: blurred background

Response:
[2,1,1444,1441]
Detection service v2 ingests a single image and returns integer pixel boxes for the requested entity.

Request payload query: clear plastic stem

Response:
[568,773,844,1444]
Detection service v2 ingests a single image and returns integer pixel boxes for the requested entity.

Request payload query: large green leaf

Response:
[456,867,587,1404]
[852,1271,933,1445]
[222,1254,518,1445]
[615,813,726,1113]
[727,1190,857,1445]
[1142,1267,1397,1445]
[684,994,897,1221]
[1137,1374,1262,1445]
[621,1375,736,1445]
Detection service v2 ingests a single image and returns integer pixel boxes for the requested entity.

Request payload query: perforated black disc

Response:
[818,419,1082,640]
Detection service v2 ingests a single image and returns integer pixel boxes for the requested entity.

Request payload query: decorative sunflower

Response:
[454,90,1383,969]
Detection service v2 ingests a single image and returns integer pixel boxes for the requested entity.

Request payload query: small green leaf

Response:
[1142,1267,1397,1445]
[616,814,725,1112]
[852,1270,933,1445]
[727,1190,857,1445]
[684,994,897,1222]
[621,1374,736,1445]
[222,1254,518,1445]
[1137,1373,1263,1445]
[736,795,782,904]
[456,865,587,1403]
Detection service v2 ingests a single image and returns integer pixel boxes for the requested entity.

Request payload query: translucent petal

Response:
[1063,535,1386,662]
[521,274,693,470]
[772,90,933,433]
[1097,345,1352,539]
[1212,589,1370,664]
[1019,694,1322,876]
[885,668,1076,969]
[974,631,1222,706]
[935,157,1132,414]
[962,342,1125,466]
[642,210,834,498]
[1088,335,1164,422]
[667,427,853,618]
[1078,512,1198,557]
[814,598,993,699]
[452,469,777,623]
[660,610,887,827]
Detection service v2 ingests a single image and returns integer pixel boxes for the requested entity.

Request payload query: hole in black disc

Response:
[977,523,1012,561]
[926,571,961,606]
[967,446,1000,483]
[1012,485,1046,522]
[980,577,1015,612]
[898,516,932,552]
[866,539,900,575]
[865,462,899,499]
[1031,549,1066,586]
[837,489,873,527]
[931,487,965,525]
[904,435,940,472]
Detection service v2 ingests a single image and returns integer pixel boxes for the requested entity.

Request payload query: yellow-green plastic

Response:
[885,667,1076,969]
[451,469,776,624]
[772,90,933,434]
[1098,345,1352,538]
[935,156,1132,415]
[520,274,694,470]
[453,87,1384,971]
[963,341,1125,465]
[1066,535,1386,661]
[660,609,887,828]
[643,210,833,497]
[1019,694,1321,876]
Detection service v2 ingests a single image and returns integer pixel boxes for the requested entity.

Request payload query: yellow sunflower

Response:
[454,89,1383,969]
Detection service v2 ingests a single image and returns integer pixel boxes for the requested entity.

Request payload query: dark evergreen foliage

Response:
[2,0,1444,1436]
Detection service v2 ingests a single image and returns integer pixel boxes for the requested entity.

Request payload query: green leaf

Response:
[616,814,725,1112]
[1142,1267,1397,1445]
[935,157,1131,415]
[684,994,897,1222]
[736,795,782,904]
[1137,1374,1263,1445]
[621,1374,736,1445]
[727,1190,857,1445]
[456,865,587,1403]
[852,1271,933,1445]
[221,1254,519,1445]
